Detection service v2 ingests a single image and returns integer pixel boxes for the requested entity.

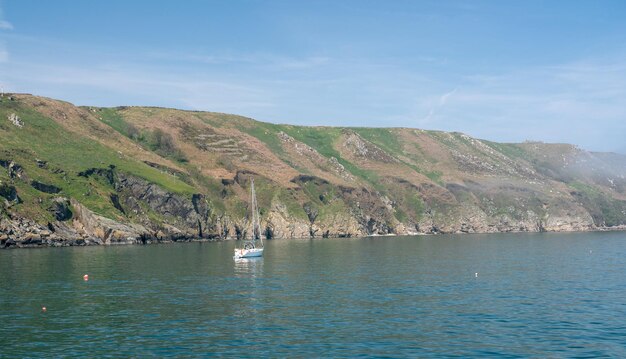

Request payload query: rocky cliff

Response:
[1,93,625,248]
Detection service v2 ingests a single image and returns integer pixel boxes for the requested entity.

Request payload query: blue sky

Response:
[1,1,625,153]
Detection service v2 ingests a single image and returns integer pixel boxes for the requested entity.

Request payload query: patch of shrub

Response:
[146,129,188,163]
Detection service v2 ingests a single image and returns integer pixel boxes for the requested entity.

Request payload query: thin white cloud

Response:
[0,4,11,64]
[422,107,435,122]
[276,56,330,69]
[420,87,458,124]
[0,20,11,30]
[0,2,12,30]
[148,51,331,71]
[439,87,457,106]
[3,60,276,116]
[420,58,626,151]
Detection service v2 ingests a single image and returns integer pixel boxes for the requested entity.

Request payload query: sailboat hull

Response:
[234,178,264,260]
[234,248,264,259]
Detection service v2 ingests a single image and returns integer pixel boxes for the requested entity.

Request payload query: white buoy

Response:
[41,306,47,312]
[475,272,478,278]
[83,274,89,281]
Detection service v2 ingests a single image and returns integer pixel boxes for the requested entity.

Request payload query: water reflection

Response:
[233,257,264,278]
[232,257,264,325]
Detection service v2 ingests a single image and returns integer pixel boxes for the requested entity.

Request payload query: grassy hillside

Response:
[0,96,195,222]
[2,93,626,240]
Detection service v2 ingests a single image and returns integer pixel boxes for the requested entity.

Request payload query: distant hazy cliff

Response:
[1,93,625,248]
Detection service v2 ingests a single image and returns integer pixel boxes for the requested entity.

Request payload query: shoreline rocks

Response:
[0,164,619,250]
[1,208,622,249]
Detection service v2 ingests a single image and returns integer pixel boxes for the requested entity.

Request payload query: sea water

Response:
[1,232,626,357]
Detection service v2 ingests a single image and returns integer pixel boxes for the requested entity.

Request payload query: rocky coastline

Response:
[2,179,624,249]
[1,163,624,249]
[1,213,625,249]
[2,94,626,249]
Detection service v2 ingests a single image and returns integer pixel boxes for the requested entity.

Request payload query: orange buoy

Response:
[83,274,89,281]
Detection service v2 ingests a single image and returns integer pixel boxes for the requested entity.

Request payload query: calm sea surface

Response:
[2,232,626,357]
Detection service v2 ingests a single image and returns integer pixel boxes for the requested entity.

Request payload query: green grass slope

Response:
[2,93,626,234]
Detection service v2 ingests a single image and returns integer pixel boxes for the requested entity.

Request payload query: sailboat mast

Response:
[250,178,258,240]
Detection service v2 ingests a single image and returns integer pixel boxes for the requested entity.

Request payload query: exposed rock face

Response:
[313,212,366,238]
[342,130,398,163]
[77,168,207,239]
[8,113,23,128]
[279,131,355,182]
[31,180,62,194]
[0,183,20,203]
[541,203,594,232]
[0,160,28,181]
[49,197,73,221]
[0,216,86,249]
[78,167,117,184]
[70,199,149,244]
[264,202,310,239]
[1,217,52,248]
[115,172,208,238]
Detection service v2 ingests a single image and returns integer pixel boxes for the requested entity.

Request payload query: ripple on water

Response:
[2,232,626,357]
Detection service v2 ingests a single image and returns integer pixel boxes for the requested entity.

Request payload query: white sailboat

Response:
[234,178,264,259]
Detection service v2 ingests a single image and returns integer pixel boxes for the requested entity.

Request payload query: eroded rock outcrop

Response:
[0,182,20,203]
[49,197,73,221]
[264,202,310,239]
[8,113,23,128]
[0,160,28,181]
[70,199,149,244]
[31,180,61,194]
